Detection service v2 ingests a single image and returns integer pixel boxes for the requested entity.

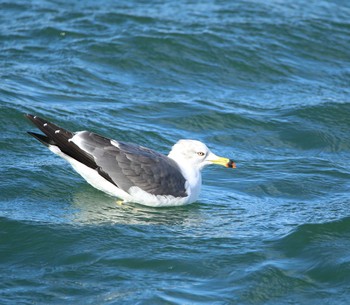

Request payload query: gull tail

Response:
[27,131,55,146]
[25,114,97,169]
[25,114,74,146]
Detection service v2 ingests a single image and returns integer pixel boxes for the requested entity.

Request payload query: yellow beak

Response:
[210,156,236,168]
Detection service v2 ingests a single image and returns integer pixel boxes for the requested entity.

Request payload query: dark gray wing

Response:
[26,114,187,197]
[70,132,188,197]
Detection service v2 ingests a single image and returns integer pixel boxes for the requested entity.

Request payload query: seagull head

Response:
[168,139,236,171]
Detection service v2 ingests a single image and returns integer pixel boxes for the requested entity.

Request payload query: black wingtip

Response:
[25,113,39,125]
[25,114,56,146]
[24,113,34,119]
[25,114,42,132]
[27,131,53,146]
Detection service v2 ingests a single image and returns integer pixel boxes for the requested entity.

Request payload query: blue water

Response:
[1,0,350,304]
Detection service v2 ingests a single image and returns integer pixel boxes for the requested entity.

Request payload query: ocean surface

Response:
[1,0,350,304]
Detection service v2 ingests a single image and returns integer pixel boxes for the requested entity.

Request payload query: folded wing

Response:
[25,114,187,197]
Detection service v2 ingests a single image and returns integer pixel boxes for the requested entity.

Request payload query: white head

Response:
[168,139,235,171]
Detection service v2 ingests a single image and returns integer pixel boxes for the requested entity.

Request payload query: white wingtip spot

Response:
[111,140,120,148]
[43,123,48,127]
[34,116,37,119]
[55,130,60,134]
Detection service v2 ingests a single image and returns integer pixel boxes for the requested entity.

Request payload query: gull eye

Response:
[197,152,205,157]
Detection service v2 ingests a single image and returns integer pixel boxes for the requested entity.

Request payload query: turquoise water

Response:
[1,0,350,304]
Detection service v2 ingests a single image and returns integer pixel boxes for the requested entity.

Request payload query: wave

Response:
[271,216,350,282]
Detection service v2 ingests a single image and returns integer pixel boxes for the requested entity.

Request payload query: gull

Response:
[25,114,235,207]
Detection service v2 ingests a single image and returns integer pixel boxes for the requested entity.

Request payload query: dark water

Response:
[1,0,350,304]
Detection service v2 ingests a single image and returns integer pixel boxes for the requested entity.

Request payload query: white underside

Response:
[48,145,195,207]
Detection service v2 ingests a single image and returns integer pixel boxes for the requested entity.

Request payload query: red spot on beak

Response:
[226,160,236,168]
